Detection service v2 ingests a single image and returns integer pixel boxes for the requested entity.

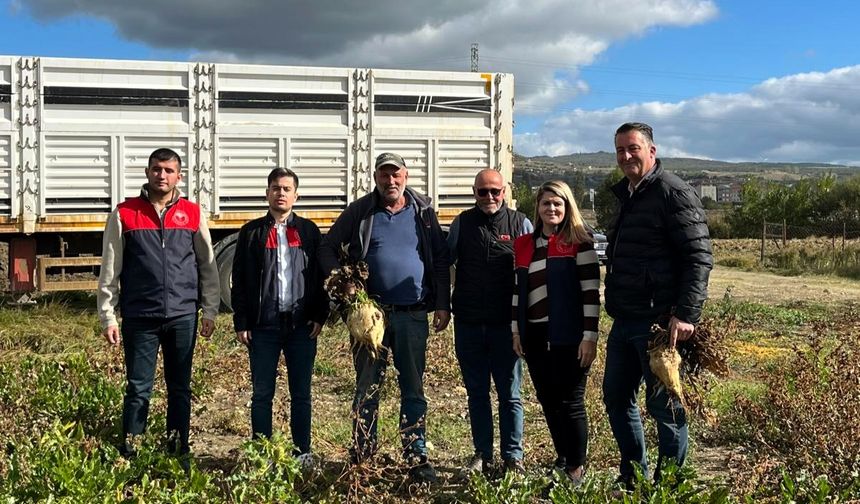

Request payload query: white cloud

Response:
[516,65,860,165]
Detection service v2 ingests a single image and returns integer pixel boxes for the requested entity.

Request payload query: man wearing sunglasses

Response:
[447,169,533,477]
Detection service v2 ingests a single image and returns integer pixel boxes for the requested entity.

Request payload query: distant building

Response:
[717,183,742,203]
[694,184,717,202]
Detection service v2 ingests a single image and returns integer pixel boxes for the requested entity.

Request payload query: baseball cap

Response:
[375,152,407,170]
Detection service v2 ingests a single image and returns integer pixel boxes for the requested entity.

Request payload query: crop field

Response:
[1,240,859,502]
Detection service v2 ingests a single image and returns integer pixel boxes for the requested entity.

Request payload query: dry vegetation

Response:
[1,239,860,502]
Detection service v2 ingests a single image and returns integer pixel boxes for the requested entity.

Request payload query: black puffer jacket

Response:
[604,160,712,324]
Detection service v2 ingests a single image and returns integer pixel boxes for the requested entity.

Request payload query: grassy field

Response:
[1,244,859,502]
[713,237,860,279]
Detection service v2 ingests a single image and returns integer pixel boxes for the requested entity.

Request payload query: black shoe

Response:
[117,442,137,458]
[118,434,140,458]
[410,461,438,484]
[459,452,492,479]
[611,475,635,498]
[177,455,191,475]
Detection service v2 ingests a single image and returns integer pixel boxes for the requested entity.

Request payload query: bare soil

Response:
[707,265,860,304]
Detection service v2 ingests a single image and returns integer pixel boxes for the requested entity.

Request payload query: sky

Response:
[3,0,859,165]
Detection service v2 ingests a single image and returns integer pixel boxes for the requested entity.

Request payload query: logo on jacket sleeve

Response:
[172,209,189,227]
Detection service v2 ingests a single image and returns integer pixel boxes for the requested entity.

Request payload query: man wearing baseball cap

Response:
[320,152,451,483]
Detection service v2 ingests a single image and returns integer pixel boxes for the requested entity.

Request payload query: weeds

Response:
[732,326,860,492]
[2,285,859,501]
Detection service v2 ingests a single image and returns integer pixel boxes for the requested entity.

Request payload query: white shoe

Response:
[296,452,315,472]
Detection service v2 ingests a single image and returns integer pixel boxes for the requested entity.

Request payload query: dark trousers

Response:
[121,313,197,454]
[454,319,524,461]
[522,323,589,469]
[352,309,429,461]
[248,322,317,454]
[603,318,688,482]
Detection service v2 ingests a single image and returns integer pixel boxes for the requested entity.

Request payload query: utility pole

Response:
[470,43,479,72]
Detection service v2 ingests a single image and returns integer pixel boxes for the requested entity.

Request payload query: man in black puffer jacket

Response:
[603,122,712,489]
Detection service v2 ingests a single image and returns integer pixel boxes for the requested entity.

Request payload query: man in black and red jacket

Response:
[231,167,328,469]
[97,148,220,468]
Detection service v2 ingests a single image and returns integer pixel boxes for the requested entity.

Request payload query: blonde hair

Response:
[534,180,593,244]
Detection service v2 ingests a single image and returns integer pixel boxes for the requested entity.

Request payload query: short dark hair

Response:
[615,122,654,144]
[148,148,182,169]
[267,167,300,188]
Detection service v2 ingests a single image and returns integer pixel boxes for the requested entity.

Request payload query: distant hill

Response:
[514,152,857,176]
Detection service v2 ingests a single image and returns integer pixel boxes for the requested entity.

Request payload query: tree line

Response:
[516,171,860,238]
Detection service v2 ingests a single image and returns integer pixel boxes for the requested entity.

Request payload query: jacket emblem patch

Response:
[172,209,189,227]
[551,239,577,256]
[287,227,302,247]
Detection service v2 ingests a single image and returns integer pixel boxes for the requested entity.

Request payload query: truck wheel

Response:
[215,234,238,312]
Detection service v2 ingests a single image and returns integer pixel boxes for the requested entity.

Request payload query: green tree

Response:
[594,169,625,230]
[726,175,838,237]
[512,182,536,222]
[570,170,588,208]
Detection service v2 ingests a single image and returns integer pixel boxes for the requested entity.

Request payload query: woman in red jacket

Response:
[511,180,600,484]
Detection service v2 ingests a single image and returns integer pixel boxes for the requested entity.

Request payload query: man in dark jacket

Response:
[231,167,328,469]
[97,148,220,468]
[447,169,532,476]
[319,152,451,483]
[603,122,713,488]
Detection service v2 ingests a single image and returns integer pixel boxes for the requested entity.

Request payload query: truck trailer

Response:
[0,55,514,308]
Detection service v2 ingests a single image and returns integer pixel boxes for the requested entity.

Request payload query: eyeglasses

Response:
[475,187,502,197]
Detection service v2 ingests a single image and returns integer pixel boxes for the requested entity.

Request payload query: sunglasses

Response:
[475,187,503,197]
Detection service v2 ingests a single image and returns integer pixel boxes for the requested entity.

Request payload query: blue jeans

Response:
[602,318,688,482]
[352,309,429,461]
[454,320,524,461]
[121,313,197,454]
[248,323,317,454]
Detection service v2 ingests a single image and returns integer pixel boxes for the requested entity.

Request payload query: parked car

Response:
[593,232,608,264]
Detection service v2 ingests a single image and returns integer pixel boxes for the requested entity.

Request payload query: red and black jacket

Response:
[513,233,587,347]
[117,196,202,319]
[231,212,328,331]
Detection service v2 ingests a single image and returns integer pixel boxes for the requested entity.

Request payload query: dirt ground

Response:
[707,265,860,304]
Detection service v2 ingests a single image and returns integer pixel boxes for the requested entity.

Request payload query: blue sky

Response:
[3,0,859,164]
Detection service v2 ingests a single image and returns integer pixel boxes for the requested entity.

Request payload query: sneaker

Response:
[296,452,315,472]
[460,452,491,479]
[503,458,526,475]
[410,461,438,484]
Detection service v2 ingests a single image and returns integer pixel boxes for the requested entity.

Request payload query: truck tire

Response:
[214,233,239,312]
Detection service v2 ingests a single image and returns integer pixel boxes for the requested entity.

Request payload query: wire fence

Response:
[759,220,860,276]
